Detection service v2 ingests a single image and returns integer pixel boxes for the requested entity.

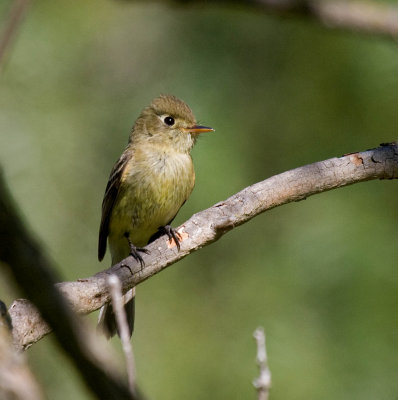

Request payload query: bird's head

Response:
[130,94,213,153]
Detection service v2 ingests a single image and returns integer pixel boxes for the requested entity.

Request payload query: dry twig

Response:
[108,275,137,395]
[253,327,271,400]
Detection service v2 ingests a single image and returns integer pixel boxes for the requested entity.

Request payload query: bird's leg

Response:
[124,232,149,270]
[161,225,182,251]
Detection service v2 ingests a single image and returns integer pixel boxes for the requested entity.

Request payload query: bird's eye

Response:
[164,116,175,126]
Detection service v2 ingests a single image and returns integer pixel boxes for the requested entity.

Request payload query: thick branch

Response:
[9,142,398,348]
[0,170,141,399]
[0,301,43,400]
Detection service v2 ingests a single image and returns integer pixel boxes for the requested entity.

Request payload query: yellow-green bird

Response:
[98,94,214,338]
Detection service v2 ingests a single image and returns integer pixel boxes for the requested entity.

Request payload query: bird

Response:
[97,94,214,338]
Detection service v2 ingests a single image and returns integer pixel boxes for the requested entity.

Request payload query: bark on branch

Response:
[9,142,398,349]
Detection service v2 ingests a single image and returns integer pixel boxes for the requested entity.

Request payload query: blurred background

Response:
[1,1,398,399]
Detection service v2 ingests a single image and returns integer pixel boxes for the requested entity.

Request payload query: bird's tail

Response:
[97,287,135,339]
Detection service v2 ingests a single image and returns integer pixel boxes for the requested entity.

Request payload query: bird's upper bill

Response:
[182,125,214,134]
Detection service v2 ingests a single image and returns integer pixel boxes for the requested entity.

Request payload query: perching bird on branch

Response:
[97,94,213,338]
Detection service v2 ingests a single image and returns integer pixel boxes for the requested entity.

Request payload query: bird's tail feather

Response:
[97,287,135,339]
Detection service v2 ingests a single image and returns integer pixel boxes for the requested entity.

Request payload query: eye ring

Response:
[163,116,175,126]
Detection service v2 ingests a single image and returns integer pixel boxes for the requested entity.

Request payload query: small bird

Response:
[97,95,213,338]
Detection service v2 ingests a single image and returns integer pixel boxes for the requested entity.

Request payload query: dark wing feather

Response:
[98,149,131,261]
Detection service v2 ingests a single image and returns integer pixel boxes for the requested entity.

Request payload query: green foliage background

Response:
[1,1,398,399]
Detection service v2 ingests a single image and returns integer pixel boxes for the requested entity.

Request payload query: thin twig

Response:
[253,328,271,400]
[0,0,31,73]
[107,275,137,396]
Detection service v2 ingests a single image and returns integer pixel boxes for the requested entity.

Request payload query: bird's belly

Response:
[108,152,194,262]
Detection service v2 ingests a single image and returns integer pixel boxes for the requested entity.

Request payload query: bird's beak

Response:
[182,125,214,134]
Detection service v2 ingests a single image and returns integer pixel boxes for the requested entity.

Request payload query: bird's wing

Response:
[98,149,132,261]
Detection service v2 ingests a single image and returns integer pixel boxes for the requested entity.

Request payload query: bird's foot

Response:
[124,233,149,269]
[162,225,182,251]
[129,245,149,270]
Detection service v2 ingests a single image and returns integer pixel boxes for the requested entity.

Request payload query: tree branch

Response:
[175,0,398,41]
[0,301,44,400]
[0,169,142,399]
[253,327,271,400]
[8,142,398,349]
[107,276,137,396]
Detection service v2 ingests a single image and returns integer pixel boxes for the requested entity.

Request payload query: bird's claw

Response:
[163,225,182,251]
[129,246,149,270]
[124,233,149,270]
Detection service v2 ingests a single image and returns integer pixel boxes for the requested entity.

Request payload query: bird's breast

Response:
[108,147,195,253]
